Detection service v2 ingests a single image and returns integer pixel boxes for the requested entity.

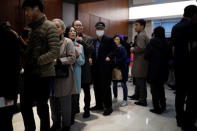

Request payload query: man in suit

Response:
[90,22,115,116]
[130,19,150,106]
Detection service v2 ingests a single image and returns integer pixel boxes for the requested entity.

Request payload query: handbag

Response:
[112,68,122,81]
[55,63,69,78]
[55,38,69,78]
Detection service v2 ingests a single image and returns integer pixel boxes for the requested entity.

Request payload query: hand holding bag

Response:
[55,59,69,78]
[55,38,69,78]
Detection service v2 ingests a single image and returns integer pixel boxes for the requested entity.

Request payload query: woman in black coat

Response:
[144,26,171,114]
[112,35,128,107]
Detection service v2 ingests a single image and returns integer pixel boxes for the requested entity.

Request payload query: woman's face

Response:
[114,36,121,45]
[53,21,63,35]
[69,27,77,40]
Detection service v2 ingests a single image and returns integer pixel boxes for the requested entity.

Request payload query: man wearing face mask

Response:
[90,22,115,116]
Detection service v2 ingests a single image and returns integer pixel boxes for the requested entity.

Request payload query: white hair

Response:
[52,18,66,32]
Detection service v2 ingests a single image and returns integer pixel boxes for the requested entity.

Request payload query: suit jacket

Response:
[131,30,149,78]
[77,34,94,84]
[92,35,115,81]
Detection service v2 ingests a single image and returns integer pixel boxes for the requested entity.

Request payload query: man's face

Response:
[24,6,38,23]
[73,21,83,35]
[95,27,105,37]
[135,22,143,33]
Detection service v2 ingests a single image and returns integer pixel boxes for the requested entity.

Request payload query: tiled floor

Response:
[13,82,182,131]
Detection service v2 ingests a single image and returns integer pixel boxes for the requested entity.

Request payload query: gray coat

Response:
[131,30,150,78]
[54,38,77,97]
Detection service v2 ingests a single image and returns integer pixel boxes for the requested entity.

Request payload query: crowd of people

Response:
[0,0,197,131]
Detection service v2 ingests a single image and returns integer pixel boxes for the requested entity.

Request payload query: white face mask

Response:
[96,30,104,37]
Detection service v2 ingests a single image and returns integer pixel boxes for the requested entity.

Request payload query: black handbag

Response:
[55,59,69,78]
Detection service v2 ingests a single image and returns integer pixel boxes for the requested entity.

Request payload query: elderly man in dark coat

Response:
[73,20,94,118]
[91,22,115,116]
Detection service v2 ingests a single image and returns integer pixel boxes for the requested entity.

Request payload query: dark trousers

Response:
[71,94,80,123]
[184,63,197,128]
[101,78,112,109]
[93,62,112,109]
[174,67,188,126]
[20,76,52,131]
[113,81,128,101]
[93,78,103,108]
[150,82,166,110]
[82,83,91,112]
[50,95,71,128]
[93,76,112,109]
[135,78,147,103]
[0,106,14,131]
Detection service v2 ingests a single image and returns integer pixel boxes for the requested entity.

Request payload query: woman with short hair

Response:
[50,19,77,131]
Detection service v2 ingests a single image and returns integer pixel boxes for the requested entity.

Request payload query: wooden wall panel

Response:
[78,0,129,37]
[0,0,62,34]
[0,0,24,33]
[43,0,62,20]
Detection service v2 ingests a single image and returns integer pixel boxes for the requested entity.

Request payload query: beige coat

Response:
[131,30,150,78]
[54,38,77,97]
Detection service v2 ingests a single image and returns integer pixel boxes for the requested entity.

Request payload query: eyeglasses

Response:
[74,25,82,27]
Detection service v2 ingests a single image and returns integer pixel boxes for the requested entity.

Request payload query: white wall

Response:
[63,2,75,27]
[128,0,153,42]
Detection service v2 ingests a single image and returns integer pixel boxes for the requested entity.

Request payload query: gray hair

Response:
[52,18,66,32]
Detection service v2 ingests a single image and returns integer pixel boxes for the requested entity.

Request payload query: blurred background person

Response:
[130,19,150,107]
[0,21,21,131]
[171,5,197,130]
[20,0,60,130]
[145,26,171,114]
[112,35,128,107]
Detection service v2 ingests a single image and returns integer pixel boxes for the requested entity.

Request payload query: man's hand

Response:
[76,36,83,42]
[54,59,57,65]
[106,57,110,62]
[11,29,19,38]
[89,58,93,65]
[130,47,135,53]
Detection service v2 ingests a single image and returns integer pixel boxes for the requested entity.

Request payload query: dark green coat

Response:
[25,16,60,77]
